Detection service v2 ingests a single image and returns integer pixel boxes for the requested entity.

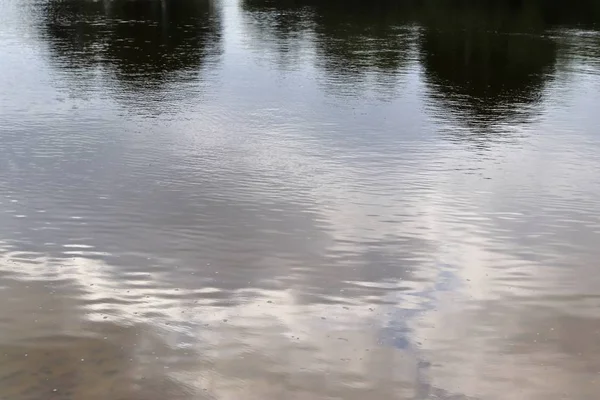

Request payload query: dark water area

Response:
[1,0,600,399]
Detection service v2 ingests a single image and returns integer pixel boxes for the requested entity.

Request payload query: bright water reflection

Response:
[1,0,600,399]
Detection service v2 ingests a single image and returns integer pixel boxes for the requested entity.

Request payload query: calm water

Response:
[1,0,600,399]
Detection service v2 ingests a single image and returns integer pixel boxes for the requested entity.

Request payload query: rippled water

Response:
[1,0,600,399]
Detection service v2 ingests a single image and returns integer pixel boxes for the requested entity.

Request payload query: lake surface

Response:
[1,0,600,399]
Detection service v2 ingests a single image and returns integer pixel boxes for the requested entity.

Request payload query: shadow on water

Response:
[41,0,222,106]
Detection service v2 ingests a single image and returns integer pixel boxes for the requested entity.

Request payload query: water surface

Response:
[1,0,600,399]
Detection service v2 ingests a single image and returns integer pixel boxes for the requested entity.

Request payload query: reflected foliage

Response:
[308,0,415,93]
[240,0,315,70]
[418,0,558,127]
[43,0,221,92]
[418,0,600,128]
[243,0,417,96]
[243,0,600,123]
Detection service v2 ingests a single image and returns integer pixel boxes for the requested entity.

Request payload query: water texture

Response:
[1,0,600,399]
